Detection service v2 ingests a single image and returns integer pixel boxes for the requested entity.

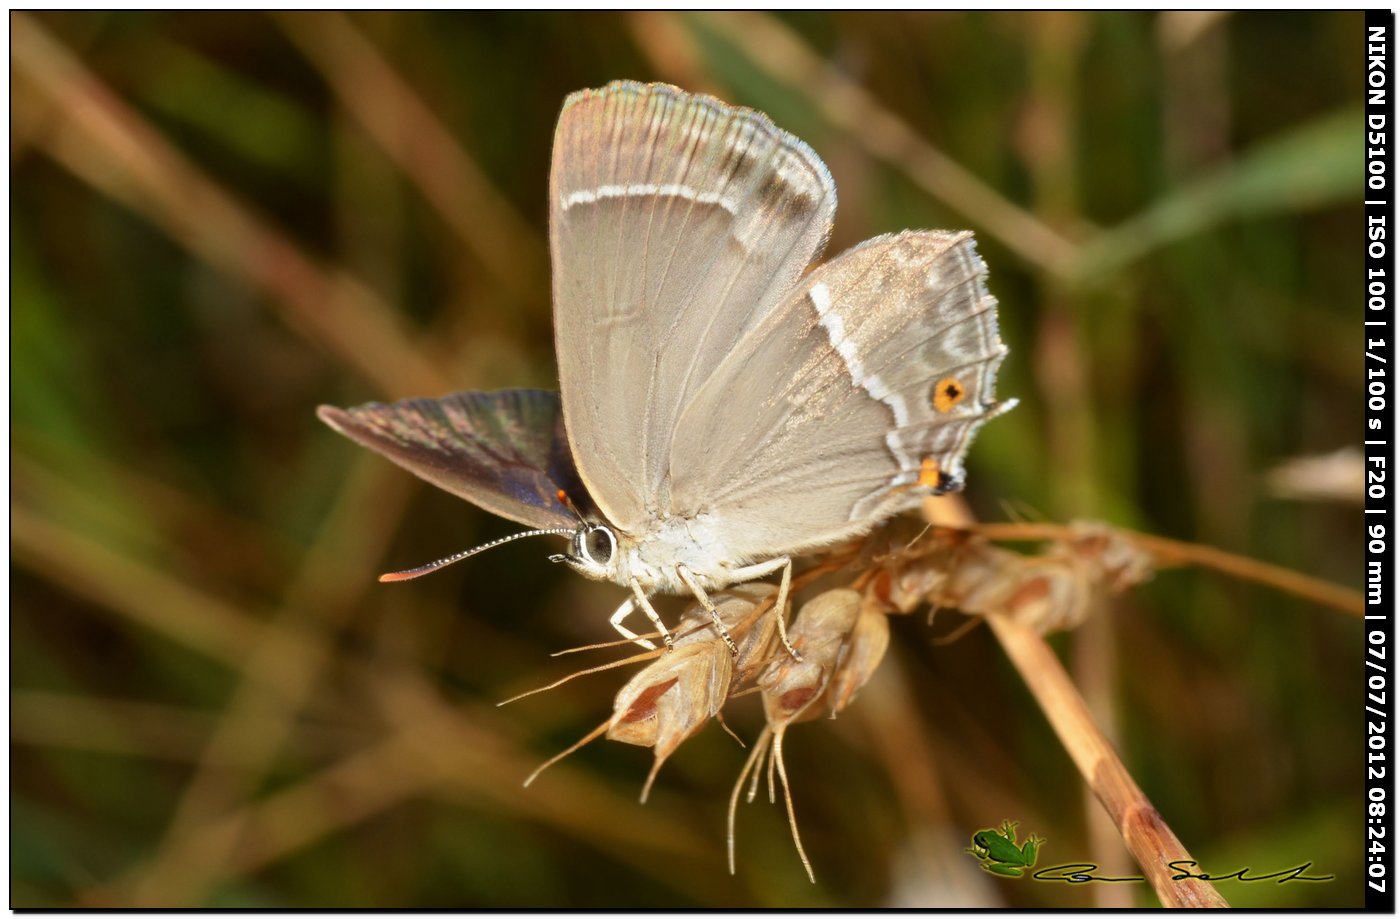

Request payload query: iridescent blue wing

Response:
[317,389,584,530]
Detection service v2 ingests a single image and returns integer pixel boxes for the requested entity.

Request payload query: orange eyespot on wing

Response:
[888,456,945,499]
[916,457,942,489]
[932,377,966,413]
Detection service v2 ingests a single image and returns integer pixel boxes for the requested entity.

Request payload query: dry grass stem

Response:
[971,521,1364,616]
[10,691,358,765]
[13,434,290,580]
[544,508,1298,887]
[689,11,1081,275]
[132,459,413,904]
[865,507,1229,904]
[84,729,443,906]
[10,12,449,397]
[988,615,1229,908]
[273,12,544,301]
[85,669,723,905]
[625,12,724,98]
[18,441,1292,903]
[11,503,263,664]
[16,454,717,903]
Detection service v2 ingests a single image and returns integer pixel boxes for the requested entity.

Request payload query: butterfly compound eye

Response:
[582,526,616,566]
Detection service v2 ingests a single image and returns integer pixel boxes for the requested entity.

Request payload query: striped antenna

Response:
[379,528,575,583]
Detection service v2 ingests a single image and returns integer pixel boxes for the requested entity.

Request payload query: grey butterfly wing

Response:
[317,389,584,531]
[550,81,836,533]
[670,230,1014,561]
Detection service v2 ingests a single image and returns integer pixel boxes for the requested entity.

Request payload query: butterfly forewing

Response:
[550,81,836,533]
[316,389,583,531]
[669,231,1014,561]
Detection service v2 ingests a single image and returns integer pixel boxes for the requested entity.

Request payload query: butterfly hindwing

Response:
[669,230,1014,560]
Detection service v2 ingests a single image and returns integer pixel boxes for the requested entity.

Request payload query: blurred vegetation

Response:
[12,10,1366,908]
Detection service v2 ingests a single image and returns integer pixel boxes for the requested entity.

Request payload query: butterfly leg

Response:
[675,565,739,655]
[724,556,802,662]
[622,577,674,651]
[607,596,649,648]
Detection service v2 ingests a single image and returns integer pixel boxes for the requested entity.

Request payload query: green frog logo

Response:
[966,820,1044,878]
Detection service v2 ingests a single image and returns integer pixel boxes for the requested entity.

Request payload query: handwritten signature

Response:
[1031,861,1335,884]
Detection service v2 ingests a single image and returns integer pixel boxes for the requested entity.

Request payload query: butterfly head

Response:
[551,522,621,581]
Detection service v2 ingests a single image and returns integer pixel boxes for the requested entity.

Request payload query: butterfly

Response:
[318,81,1016,659]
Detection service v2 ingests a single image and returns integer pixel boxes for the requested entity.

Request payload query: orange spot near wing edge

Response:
[917,457,942,489]
[932,377,966,413]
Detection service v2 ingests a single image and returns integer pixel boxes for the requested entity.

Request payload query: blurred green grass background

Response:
[11,10,1365,907]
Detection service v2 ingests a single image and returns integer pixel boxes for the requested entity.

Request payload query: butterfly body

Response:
[319,81,1016,654]
[562,509,760,592]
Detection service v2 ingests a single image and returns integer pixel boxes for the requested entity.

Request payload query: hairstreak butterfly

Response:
[319,81,1016,658]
